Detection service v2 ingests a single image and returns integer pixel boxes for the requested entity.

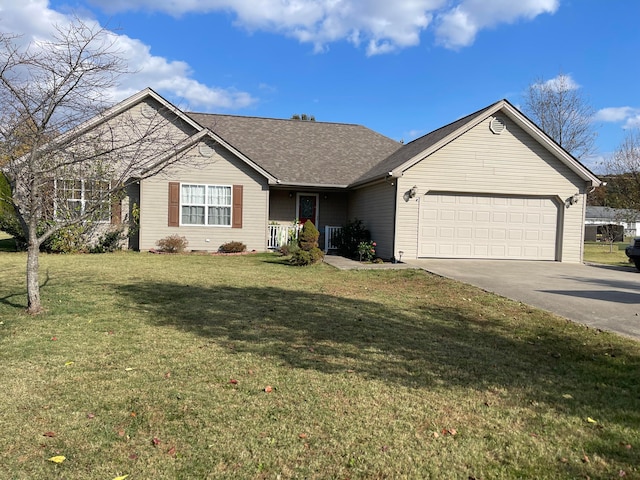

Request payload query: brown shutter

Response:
[232,185,243,229]
[111,198,122,225]
[168,182,180,227]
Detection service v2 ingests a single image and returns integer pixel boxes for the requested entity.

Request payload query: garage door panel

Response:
[418,193,558,260]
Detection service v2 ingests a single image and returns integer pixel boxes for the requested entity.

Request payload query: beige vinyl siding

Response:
[348,181,396,260]
[395,115,587,262]
[139,141,269,252]
[269,190,296,225]
[318,192,349,228]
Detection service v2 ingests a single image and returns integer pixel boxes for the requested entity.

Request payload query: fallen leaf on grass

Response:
[298,433,307,439]
[117,429,126,437]
[64,361,74,366]
[264,385,273,393]
[43,432,56,437]
[582,454,590,463]
[562,394,573,399]
[587,417,598,424]
[87,413,95,419]
[152,437,161,446]
[441,428,457,436]
[619,471,626,477]
[51,337,57,341]
[48,455,66,463]
[229,379,238,385]
[164,371,171,378]
[167,446,176,457]
[112,476,129,480]
[124,367,134,372]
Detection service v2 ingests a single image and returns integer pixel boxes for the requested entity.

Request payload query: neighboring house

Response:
[42,88,604,262]
[585,206,640,241]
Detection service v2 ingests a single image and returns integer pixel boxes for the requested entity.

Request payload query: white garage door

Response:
[418,193,558,260]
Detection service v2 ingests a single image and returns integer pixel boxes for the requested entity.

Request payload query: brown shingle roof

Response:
[187,112,401,186]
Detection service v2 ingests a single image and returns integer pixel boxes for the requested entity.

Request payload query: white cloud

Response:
[435,0,559,49]
[0,0,256,111]
[595,107,640,129]
[84,0,556,54]
[532,74,580,92]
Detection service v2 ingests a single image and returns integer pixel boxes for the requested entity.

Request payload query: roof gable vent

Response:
[490,117,506,135]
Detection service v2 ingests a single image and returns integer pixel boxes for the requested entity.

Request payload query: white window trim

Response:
[179,182,233,227]
[53,178,111,223]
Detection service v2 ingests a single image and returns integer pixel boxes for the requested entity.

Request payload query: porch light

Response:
[566,192,580,207]
[409,186,417,198]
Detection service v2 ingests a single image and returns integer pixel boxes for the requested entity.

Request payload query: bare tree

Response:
[524,74,597,160]
[0,19,189,313]
[601,130,640,211]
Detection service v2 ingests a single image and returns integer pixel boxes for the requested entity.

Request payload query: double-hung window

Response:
[181,184,231,226]
[55,179,111,222]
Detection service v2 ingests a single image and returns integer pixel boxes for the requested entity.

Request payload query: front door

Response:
[297,193,318,226]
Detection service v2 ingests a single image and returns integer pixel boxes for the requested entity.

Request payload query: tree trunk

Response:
[26,231,42,314]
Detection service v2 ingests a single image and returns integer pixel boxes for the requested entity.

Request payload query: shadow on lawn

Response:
[117,281,640,424]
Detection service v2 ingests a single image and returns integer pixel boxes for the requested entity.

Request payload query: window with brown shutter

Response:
[111,198,122,225]
[232,185,243,229]
[168,182,180,227]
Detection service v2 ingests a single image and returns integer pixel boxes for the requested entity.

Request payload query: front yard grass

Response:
[0,252,638,479]
[583,241,633,268]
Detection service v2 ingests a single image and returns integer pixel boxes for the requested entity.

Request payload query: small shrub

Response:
[335,218,370,258]
[290,246,324,266]
[290,220,324,265]
[156,234,188,253]
[279,240,299,256]
[90,228,126,253]
[357,240,377,262]
[42,224,88,253]
[219,241,247,253]
[299,220,320,251]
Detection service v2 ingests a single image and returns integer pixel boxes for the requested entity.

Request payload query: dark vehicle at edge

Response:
[625,237,640,271]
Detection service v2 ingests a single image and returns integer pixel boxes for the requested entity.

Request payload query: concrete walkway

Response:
[323,255,640,340]
[323,255,414,270]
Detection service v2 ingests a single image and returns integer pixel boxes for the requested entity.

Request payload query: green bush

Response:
[290,247,324,266]
[90,228,126,253]
[0,173,24,245]
[290,220,324,266]
[335,218,370,258]
[42,224,89,253]
[298,220,320,250]
[156,234,188,253]
[278,240,299,256]
[219,241,247,253]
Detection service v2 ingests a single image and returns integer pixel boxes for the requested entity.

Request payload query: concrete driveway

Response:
[406,259,640,340]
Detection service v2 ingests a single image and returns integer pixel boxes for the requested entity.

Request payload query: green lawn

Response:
[583,241,634,268]
[0,252,638,479]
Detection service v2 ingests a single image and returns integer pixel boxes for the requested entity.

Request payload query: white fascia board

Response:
[42,88,203,152]
[273,181,349,189]
[498,102,602,187]
[143,129,278,184]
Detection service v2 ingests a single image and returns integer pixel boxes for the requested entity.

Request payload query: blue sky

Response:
[2,0,639,170]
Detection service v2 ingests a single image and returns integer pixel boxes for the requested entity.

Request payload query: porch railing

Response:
[267,224,342,251]
[324,225,342,252]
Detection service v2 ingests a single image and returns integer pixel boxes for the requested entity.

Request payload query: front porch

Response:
[267,223,342,252]
[267,188,348,252]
